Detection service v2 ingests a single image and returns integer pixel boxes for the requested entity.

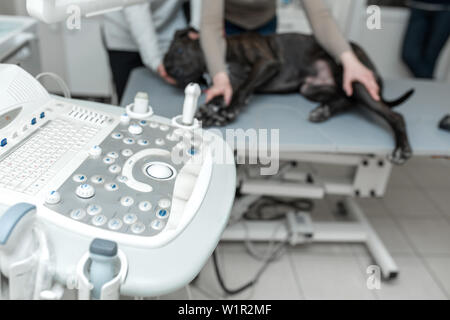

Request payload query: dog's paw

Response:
[309,104,332,123]
[388,145,413,165]
[195,102,239,128]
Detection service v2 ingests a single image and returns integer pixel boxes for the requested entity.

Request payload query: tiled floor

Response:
[163,157,450,300]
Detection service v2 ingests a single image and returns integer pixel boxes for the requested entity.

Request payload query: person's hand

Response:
[341,51,380,101]
[157,64,177,85]
[206,72,233,106]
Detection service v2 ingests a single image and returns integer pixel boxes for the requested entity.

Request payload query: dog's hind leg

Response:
[352,82,412,164]
[309,98,352,123]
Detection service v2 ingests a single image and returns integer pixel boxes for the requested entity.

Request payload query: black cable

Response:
[212,240,288,296]
[243,197,314,221]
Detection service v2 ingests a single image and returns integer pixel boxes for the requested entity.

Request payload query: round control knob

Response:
[145,163,174,180]
[45,190,61,205]
[89,145,102,158]
[120,113,130,126]
[76,184,95,199]
[128,123,143,135]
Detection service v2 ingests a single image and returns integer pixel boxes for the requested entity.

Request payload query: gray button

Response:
[123,213,137,225]
[91,175,104,184]
[108,218,123,231]
[92,215,107,226]
[107,151,119,159]
[73,174,87,183]
[87,204,102,216]
[70,209,86,220]
[151,219,165,231]
[120,196,134,207]
[158,198,171,209]
[122,149,133,157]
[146,163,173,180]
[138,201,152,212]
[131,222,146,234]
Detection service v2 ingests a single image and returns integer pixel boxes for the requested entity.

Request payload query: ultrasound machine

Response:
[0,61,235,299]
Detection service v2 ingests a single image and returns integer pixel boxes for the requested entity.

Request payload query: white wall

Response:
[346,0,450,82]
[277,0,450,83]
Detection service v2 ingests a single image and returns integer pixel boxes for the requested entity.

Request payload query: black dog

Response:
[164,29,414,164]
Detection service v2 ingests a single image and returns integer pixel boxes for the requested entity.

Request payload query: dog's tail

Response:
[382,89,415,108]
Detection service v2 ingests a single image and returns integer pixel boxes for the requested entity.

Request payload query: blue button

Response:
[31,118,37,125]
[158,209,167,217]
[40,112,45,119]
[188,147,196,155]
[0,138,6,147]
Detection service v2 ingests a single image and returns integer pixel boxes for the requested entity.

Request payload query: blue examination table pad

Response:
[122,67,449,156]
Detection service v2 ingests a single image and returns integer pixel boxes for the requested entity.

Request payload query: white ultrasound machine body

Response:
[0,64,236,299]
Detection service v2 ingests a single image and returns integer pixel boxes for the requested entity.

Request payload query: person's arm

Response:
[302,0,351,62]
[123,3,161,73]
[302,0,380,100]
[190,0,202,31]
[200,0,232,104]
[200,0,227,77]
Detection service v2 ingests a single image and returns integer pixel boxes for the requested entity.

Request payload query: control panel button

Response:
[120,196,134,207]
[155,138,165,146]
[166,133,179,142]
[123,137,135,145]
[145,163,174,180]
[91,175,104,184]
[131,222,146,234]
[45,190,61,205]
[139,120,147,126]
[87,204,102,216]
[105,183,119,192]
[122,149,133,157]
[158,198,171,209]
[174,128,184,137]
[128,124,143,135]
[156,209,169,220]
[120,113,130,126]
[103,157,115,165]
[76,184,95,199]
[111,132,124,139]
[116,176,128,184]
[109,165,122,174]
[150,122,159,129]
[107,151,119,159]
[89,145,102,158]
[138,201,152,212]
[137,139,149,146]
[108,218,123,231]
[151,219,165,231]
[159,125,170,132]
[70,209,86,220]
[92,215,107,226]
[73,174,87,183]
[123,213,137,225]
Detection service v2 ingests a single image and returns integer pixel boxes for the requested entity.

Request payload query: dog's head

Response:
[164,28,206,88]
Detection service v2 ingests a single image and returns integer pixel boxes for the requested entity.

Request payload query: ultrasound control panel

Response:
[44,116,204,238]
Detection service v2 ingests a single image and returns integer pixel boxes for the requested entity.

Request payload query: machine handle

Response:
[0,203,36,246]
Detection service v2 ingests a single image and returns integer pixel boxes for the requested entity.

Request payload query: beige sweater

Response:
[200,0,352,77]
